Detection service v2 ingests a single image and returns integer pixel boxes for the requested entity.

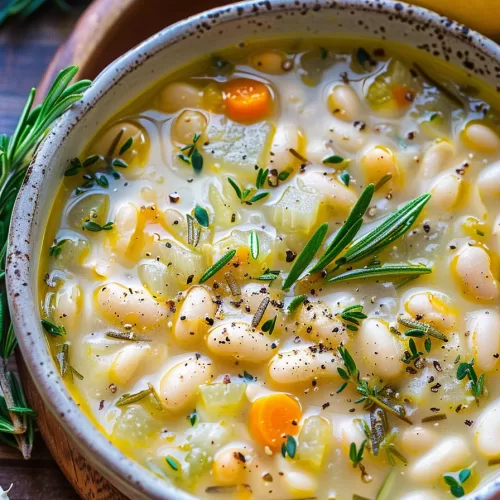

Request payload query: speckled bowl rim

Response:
[6,1,500,499]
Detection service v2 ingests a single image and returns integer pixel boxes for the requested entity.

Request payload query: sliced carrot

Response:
[249,393,302,450]
[391,84,415,108]
[223,78,272,123]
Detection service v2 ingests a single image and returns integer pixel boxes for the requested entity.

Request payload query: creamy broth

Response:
[39,39,500,499]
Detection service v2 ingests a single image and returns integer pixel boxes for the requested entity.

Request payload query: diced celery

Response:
[184,423,231,478]
[297,415,331,468]
[138,260,176,298]
[66,193,110,230]
[273,186,321,234]
[55,236,90,273]
[199,382,247,416]
[113,405,161,447]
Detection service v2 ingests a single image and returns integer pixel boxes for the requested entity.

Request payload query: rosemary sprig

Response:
[0,65,91,458]
[282,223,328,290]
[199,250,236,284]
[336,193,431,267]
[337,346,412,424]
[310,184,374,273]
[397,315,448,342]
[249,230,259,259]
[326,264,432,283]
[340,304,367,332]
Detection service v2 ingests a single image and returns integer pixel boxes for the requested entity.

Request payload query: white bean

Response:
[212,445,251,485]
[249,50,289,75]
[268,121,301,171]
[283,469,317,497]
[405,291,456,330]
[477,160,500,199]
[159,82,202,113]
[95,282,170,329]
[110,345,152,385]
[268,346,339,384]
[171,110,207,144]
[400,492,442,500]
[357,319,404,379]
[452,246,499,302]
[474,400,500,459]
[398,426,439,456]
[174,286,216,344]
[420,141,454,179]
[297,172,357,213]
[296,301,347,347]
[429,173,463,211]
[113,202,140,256]
[54,283,82,329]
[361,146,400,192]
[328,85,361,122]
[466,309,500,372]
[159,354,214,411]
[206,322,274,362]
[409,436,472,483]
[463,123,500,153]
[326,121,366,153]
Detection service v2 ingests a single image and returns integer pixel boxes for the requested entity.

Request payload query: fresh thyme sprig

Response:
[0,65,91,459]
[337,346,412,424]
[456,359,485,398]
[178,133,203,172]
[340,304,367,332]
[349,439,371,482]
[228,170,270,204]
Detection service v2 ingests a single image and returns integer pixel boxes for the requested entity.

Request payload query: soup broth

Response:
[39,38,500,499]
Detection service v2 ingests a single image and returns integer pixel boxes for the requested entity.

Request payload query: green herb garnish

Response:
[339,171,350,186]
[349,439,367,467]
[166,455,180,472]
[256,269,280,281]
[255,167,269,189]
[199,250,236,284]
[228,177,269,205]
[262,315,277,335]
[116,386,154,407]
[456,359,485,398]
[340,304,367,332]
[443,468,472,498]
[240,370,256,383]
[40,319,66,337]
[374,173,392,192]
[326,264,432,284]
[278,170,290,181]
[194,205,209,227]
[323,154,346,165]
[281,435,297,459]
[188,409,198,426]
[82,221,114,232]
[48,238,68,257]
[249,230,259,259]
[282,223,328,290]
[178,133,203,172]
[287,294,307,313]
[397,315,448,342]
[401,338,423,364]
[310,184,374,273]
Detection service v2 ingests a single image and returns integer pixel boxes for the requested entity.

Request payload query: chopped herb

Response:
[40,319,65,337]
[339,171,350,186]
[443,467,472,498]
[349,439,367,467]
[199,250,236,284]
[119,137,134,155]
[249,230,260,259]
[186,214,201,247]
[340,304,367,332]
[397,315,448,342]
[194,205,209,227]
[421,414,447,423]
[224,271,241,296]
[327,264,432,284]
[255,167,269,189]
[82,221,113,232]
[178,133,203,172]
[247,192,269,204]
[188,409,198,426]
[105,331,152,341]
[252,297,270,328]
[116,386,154,407]
[424,337,432,353]
[281,435,297,459]
[456,359,485,398]
[374,173,392,192]
[278,170,290,181]
[282,223,328,290]
[228,177,269,204]
[287,294,307,313]
[48,238,68,257]
[165,455,180,472]
[401,338,423,364]
[240,370,256,383]
[262,315,277,335]
[323,154,346,165]
[256,269,280,281]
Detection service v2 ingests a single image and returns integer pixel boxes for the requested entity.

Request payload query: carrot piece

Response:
[223,78,272,123]
[249,393,302,450]
[391,84,415,108]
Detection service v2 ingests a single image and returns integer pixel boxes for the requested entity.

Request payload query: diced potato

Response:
[112,202,141,257]
[138,260,176,299]
[54,283,83,329]
[208,183,239,228]
[55,236,90,273]
[113,405,162,447]
[66,193,110,230]
[199,382,247,416]
[297,415,330,468]
[202,116,273,178]
[273,186,321,234]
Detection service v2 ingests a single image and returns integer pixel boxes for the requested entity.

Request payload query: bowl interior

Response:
[7,1,500,498]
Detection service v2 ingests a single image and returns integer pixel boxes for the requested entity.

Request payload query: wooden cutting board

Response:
[21,0,227,497]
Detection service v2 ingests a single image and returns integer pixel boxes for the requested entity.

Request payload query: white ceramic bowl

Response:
[7,1,500,498]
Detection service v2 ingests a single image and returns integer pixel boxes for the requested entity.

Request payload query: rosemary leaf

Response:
[116,386,153,407]
[105,331,152,341]
[228,178,242,199]
[282,223,328,290]
[397,315,448,342]
[40,319,66,337]
[310,184,374,273]
[199,250,236,284]
[327,264,432,283]
[247,191,269,204]
[249,230,259,260]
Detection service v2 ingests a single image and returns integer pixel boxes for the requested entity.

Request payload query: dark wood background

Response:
[0,3,87,497]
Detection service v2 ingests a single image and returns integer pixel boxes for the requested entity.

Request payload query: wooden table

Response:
[0,3,87,497]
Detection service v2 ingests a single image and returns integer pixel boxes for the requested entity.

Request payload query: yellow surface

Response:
[414,0,500,38]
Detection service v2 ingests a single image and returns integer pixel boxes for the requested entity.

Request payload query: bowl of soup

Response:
[6,1,500,499]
